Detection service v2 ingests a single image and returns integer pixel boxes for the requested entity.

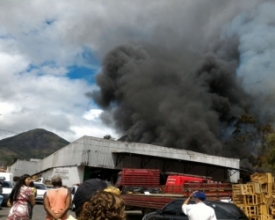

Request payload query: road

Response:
[0,203,143,220]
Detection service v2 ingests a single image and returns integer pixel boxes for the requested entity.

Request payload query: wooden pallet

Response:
[232,184,255,195]
[251,173,273,184]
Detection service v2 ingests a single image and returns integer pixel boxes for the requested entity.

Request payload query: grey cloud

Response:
[91,0,273,163]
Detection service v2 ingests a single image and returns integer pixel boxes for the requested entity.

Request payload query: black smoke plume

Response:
[91,43,252,157]
[89,1,275,169]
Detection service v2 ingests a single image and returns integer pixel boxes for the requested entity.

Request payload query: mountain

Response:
[0,128,69,166]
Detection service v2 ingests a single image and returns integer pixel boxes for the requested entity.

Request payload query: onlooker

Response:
[73,178,108,218]
[0,178,3,210]
[29,181,37,198]
[7,174,36,220]
[43,175,71,220]
[29,181,37,219]
[77,190,125,220]
[182,191,217,220]
[104,178,111,186]
[70,178,125,220]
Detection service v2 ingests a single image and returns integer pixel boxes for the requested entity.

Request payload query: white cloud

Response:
[0,49,110,141]
[83,109,103,121]
[0,102,21,114]
[0,0,263,143]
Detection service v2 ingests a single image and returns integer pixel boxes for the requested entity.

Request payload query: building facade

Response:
[7,136,241,186]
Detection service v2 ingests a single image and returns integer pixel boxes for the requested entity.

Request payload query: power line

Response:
[0,128,18,134]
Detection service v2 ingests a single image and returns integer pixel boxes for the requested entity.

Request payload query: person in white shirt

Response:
[182,191,217,220]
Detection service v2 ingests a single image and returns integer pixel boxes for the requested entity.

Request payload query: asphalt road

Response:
[0,203,143,220]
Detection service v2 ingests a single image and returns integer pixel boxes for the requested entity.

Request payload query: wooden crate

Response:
[251,173,273,184]
[252,182,261,193]
[261,183,273,194]
[259,193,269,204]
[238,205,258,216]
[270,206,275,215]
[246,194,260,205]
[251,173,261,182]
[266,195,274,208]
[232,184,243,195]
[259,204,268,216]
[232,195,246,205]
[249,215,273,220]
[260,215,273,220]
[232,184,254,195]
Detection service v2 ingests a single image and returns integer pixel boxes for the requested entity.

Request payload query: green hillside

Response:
[0,128,69,166]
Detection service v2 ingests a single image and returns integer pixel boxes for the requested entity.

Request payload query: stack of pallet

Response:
[232,172,275,220]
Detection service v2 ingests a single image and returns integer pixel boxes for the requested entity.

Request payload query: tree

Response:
[233,114,275,170]
[103,135,113,140]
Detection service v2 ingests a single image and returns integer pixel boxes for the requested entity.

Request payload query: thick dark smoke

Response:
[92,42,252,156]
[90,1,275,164]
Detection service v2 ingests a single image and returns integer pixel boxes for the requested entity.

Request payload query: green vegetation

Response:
[0,128,69,166]
[233,114,275,171]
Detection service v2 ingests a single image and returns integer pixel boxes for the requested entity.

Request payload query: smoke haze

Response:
[91,0,275,161]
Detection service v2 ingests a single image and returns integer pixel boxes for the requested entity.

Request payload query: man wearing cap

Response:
[182,191,217,220]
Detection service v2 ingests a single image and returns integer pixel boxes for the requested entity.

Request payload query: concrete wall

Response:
[7,160,38,178]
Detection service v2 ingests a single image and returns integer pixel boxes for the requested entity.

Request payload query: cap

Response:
[193,191,206,201]
[73,178,108,212]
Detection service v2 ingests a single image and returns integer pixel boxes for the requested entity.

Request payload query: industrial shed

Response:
[7,136,242,186]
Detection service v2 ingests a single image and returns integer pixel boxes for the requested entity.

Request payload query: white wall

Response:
[38,166,85,187]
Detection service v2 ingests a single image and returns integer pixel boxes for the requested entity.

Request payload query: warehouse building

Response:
[7,135,241,186]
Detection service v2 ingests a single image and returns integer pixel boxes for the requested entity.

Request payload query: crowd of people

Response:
[3,174,126,220]
[1,174,214,220]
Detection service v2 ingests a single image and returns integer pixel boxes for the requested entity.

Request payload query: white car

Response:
[33,182,48,203]
[2,180,15,206]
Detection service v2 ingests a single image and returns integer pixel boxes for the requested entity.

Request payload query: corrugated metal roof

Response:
[8,135,240,175]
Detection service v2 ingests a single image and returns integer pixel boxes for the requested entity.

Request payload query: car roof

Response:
[34,182,45,184]
[168,198,243,209]
[163,198,248,219]
[170,198,237,206]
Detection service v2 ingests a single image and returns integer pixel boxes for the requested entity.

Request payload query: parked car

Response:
[46,185,53,189]
[142,199,249,220]
[2,180,15,206]
[33,182,48,203]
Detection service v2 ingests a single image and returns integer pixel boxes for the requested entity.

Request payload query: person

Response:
[0,179,3,210]
[104,178,111,186]
[29,181,37,219]
[77,190,125,220]
[69,178,125,220]
[182,191,217,220]
[43,175,71,220]
[7,174,36,220]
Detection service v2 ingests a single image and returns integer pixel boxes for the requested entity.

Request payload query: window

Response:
[205,202,249,220]
[34,183,46,190]
[163,200,187,216]
[2,181,12,188]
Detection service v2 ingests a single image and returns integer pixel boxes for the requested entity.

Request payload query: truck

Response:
[0,172,14,182]
[115,168,232,215]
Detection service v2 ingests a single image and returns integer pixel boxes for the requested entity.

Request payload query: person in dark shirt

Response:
[0,179,3,210]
